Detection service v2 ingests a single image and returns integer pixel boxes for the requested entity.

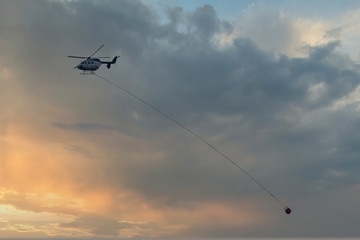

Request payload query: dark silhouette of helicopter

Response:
[68,44,119,74]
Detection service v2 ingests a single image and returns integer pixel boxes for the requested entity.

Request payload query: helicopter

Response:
[68,44,119,74]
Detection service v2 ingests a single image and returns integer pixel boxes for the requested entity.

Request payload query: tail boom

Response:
[102,56,119,69]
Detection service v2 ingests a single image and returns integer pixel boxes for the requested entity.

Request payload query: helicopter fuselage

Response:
[68,45,119,74]
[76,58,101,71]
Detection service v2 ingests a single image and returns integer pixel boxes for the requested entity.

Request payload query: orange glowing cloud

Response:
[0,98,273,238]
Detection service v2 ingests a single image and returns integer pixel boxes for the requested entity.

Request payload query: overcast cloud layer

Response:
[1,0,360,238]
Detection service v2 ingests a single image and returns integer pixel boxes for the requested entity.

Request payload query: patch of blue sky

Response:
[270,0,360,20]
[150,0,360,21]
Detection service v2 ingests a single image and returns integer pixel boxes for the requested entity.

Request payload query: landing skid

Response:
[80,71,95,75]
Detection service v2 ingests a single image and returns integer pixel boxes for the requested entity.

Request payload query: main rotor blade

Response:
[88,44,104,58]
[68,56,87,59]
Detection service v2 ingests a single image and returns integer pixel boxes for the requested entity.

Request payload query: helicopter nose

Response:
[75,64,83,70]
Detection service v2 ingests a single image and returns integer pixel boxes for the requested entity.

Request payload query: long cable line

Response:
[94,73,290,212]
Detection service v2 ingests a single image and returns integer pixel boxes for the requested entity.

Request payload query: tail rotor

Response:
[107,56,120,69]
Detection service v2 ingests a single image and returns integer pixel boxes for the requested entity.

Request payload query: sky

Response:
[1,0,360,238]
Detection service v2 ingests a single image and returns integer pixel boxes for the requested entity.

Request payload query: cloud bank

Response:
[1,0,360,238]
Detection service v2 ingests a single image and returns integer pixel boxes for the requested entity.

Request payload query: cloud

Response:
[52,122,137,137]
[1,0,360,238]
[324,26,344,39]
[59,215,143,237]
[0,189,86,216]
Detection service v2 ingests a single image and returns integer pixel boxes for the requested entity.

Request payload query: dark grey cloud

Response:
[188,4,232,40]
[52,122,136,137]
[2,0,360,237]
[324,26,344,39]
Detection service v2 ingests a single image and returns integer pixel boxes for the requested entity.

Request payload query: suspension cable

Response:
[94,73,288,209]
